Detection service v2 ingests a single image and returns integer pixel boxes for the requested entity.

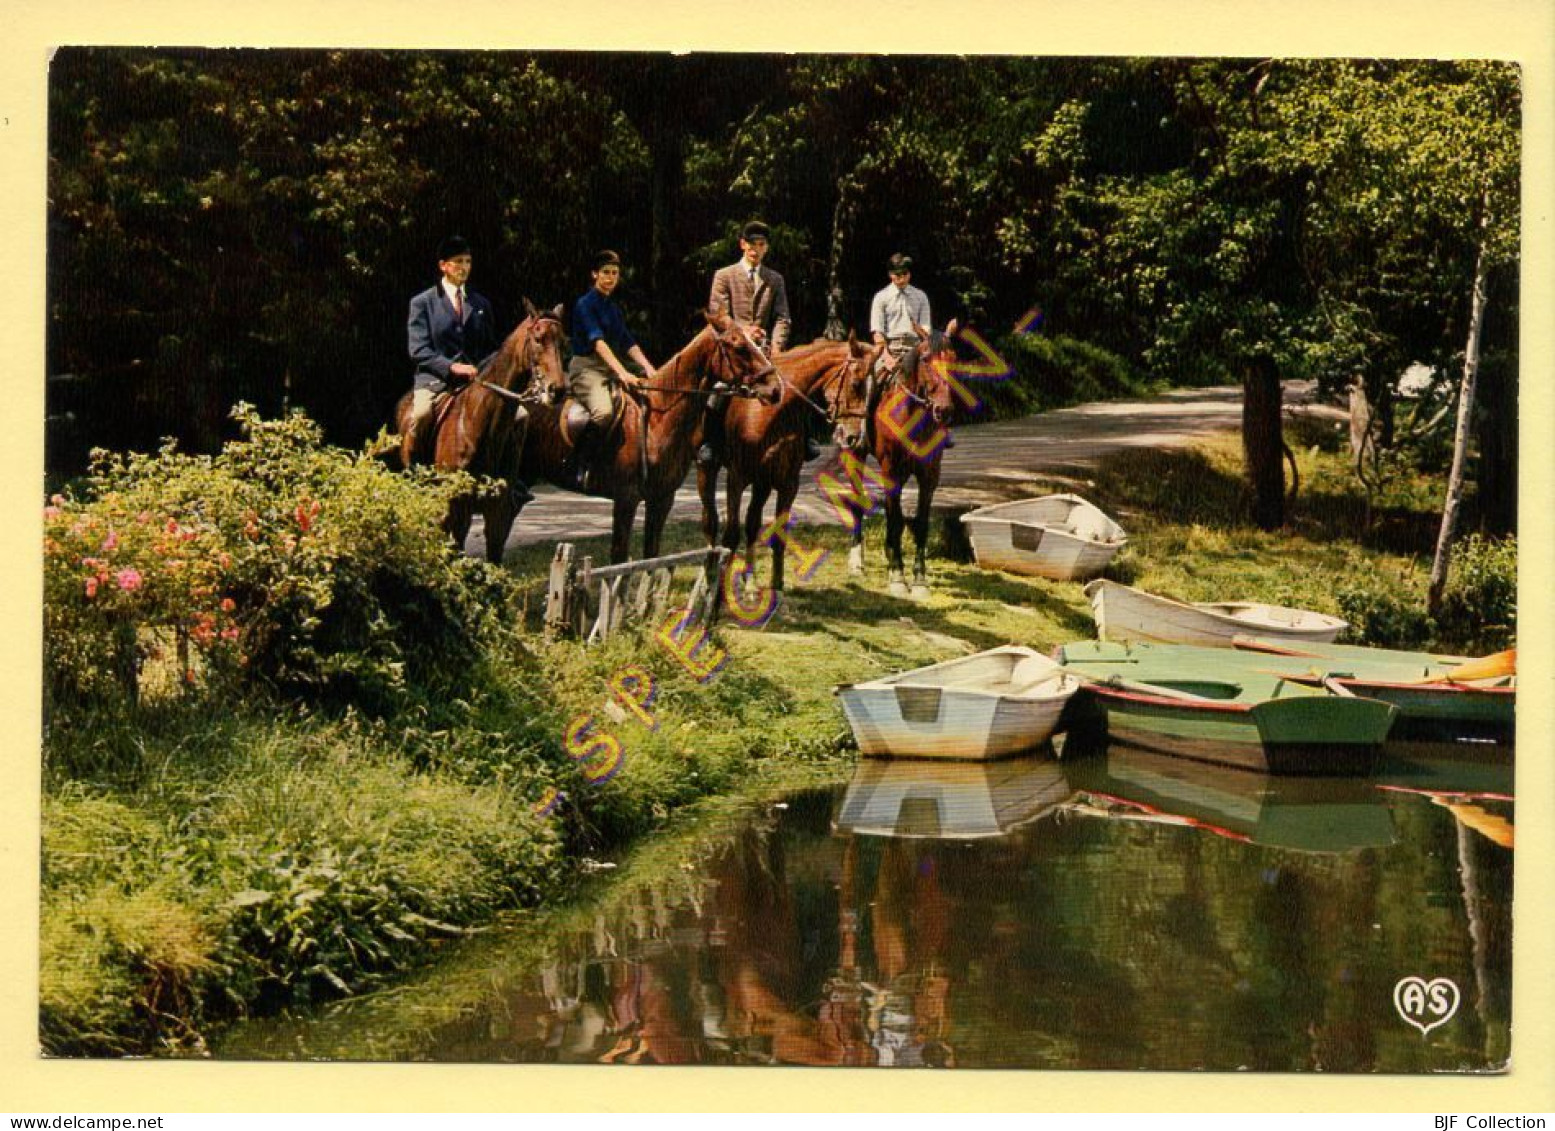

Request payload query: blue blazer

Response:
[407,284,500,391]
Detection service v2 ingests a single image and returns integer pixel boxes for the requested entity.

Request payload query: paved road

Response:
[473,381,1339,556]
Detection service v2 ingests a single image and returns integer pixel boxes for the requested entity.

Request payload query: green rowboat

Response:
[1231,637,1515,741]
[1056,641,1399,776]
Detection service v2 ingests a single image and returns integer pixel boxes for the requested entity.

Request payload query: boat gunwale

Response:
[1087,579,1347,635]
[1276,673,1516,696]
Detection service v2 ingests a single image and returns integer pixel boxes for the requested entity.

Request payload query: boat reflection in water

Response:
[1059,737,1397,854]
[833,754,1073,840]
[222,745,1514,1072]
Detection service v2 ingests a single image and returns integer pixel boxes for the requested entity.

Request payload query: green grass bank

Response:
[40,410,1513,1056]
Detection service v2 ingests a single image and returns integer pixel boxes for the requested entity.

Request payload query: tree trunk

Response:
[823,178,858,341]
[1428,235,1491,615]
[1348,377,1372,459]
[1243,355,1286,530]
[1473,266,1517,536]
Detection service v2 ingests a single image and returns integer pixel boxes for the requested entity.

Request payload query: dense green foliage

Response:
[48,53,1519,539]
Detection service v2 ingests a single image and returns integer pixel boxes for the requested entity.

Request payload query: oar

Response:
[1406,648,1516,684]
[1069,671,1223,702]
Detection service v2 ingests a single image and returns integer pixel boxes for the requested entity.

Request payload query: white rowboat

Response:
[836,646,1080,760]
[1085,578,1348,648]
[959,494,1127,581]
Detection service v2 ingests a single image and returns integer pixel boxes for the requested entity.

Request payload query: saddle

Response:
[558,384,631,449]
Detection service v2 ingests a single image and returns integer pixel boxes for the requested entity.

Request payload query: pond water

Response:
[222,740,1513,1073]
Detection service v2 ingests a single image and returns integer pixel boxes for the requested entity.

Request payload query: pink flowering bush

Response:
[45,406,515,713]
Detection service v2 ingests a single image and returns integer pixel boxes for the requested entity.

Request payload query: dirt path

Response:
[484,380,1339,554]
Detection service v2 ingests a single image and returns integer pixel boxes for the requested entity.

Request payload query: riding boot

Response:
[571,426,595,491]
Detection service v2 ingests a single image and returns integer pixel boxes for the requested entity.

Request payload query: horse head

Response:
[705,310,782,405]
[522,298,568,402]
[830,333,884,453]
[907,318,959,433]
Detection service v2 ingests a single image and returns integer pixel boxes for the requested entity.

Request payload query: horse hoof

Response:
[910,584,930,600]
[847,546,864,575]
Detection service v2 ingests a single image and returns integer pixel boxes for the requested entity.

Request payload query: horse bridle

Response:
[454,314,564,406]
[801,350,875,428]
[628,322,777,402]
[713,322,777,396]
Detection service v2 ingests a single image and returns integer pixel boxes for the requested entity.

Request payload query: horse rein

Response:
[627,323,775,399]
[472,314,565,405]
[790,351,873,425]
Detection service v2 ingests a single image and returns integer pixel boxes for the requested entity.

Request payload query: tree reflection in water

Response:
[225,744,1514,1072]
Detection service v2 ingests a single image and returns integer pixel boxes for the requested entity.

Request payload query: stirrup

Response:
[697,443,719,468]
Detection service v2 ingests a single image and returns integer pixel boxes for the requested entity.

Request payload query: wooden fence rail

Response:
[545,543,730,643]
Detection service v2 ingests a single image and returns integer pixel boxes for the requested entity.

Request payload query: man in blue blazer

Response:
[402,235,504,468]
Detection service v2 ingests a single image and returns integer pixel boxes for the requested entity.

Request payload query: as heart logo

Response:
[1393,976,1460,1036]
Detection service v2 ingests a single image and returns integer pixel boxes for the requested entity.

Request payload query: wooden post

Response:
[545,543,577,639]
[590,575,613,644]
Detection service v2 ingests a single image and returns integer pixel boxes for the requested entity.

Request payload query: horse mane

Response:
[477,315,536,389]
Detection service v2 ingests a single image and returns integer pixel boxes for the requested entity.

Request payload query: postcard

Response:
[8,0,1554,1116]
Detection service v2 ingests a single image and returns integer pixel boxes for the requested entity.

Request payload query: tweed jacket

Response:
[407,283,500,391]
[709,261,792,353]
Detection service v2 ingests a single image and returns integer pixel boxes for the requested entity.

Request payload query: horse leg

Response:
[770,475,804,596]
[482,491,517,566]
[698,462,720,548]
[611,494,640,564]
[885,494,908,598]
[910,469,934,598]
[847,504,866,576]
[745,481,774,599]
[643,492,674,561]
[445,496,474,556]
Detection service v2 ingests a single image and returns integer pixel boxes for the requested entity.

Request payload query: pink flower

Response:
[84,576,98,599]
[102,530,119,552]
[115,568,143,592]
[43,506,61,520]
[220,626,240,641]
[220,597,236,612]
[165,519,180,535]
[50,494,65,506]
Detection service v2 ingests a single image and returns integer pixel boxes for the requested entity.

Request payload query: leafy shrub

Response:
[1435,534,1517,654]
[1335,583,1436,649]
[45,407,515,715]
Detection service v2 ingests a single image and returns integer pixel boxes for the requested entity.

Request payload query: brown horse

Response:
[698,336,883,597]
[518,311,780,564]
[832,321,958,598]
[392,302,566,563]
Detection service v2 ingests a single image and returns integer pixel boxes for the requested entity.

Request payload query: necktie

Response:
[454,289,464,321]
[748,270,759,319]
